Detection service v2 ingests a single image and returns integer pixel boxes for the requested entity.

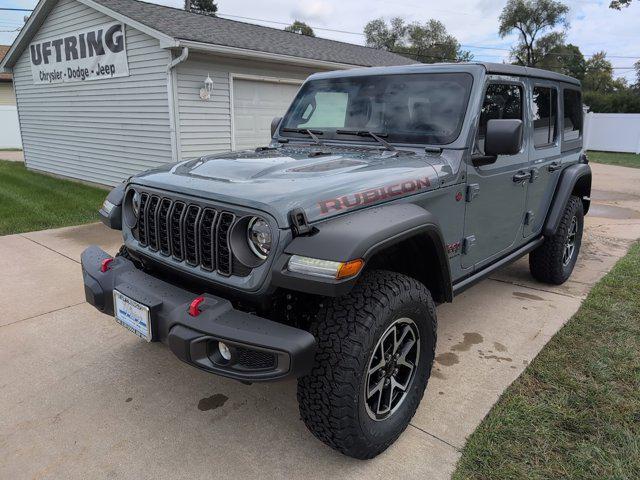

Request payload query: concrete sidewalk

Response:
[1,163,639,479]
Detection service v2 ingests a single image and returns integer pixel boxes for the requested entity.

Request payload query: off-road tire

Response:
[529,195,584,285]
[297,270,437,459]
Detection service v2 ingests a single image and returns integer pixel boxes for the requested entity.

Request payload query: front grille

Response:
[236,347,277,370]
[136,193,237,276]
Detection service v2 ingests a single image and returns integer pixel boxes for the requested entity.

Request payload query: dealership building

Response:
[0,0,412,186]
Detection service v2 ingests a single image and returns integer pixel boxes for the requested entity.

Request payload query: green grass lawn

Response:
[453,242,640,480]
[588,151,640,169]
[0,159,107,236]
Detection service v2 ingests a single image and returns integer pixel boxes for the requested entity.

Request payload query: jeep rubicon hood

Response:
[131,146,460,228]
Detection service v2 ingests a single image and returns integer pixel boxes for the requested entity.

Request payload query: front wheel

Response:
[297,270,437,459]
[529,195,584,284]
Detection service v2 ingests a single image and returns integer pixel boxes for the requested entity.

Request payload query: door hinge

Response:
[530,167,540,183]
[466,184,480,203]
[524,211,535,225]
[462,235,476,254]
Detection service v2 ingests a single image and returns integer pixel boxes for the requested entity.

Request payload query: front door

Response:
[462,80,530,269]
[523,81,562,237]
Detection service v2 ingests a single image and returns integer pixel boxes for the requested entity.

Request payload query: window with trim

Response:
[563,89,583,141]
[532,87,558,148]
[476,83,523,155]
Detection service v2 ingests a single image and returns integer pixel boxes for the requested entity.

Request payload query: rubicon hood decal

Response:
[319,177,431,215]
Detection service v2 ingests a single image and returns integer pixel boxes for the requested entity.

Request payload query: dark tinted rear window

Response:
[563,89,583,141]
[533,87,558,148]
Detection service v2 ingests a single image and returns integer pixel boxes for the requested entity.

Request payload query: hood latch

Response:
[289,207,314,237]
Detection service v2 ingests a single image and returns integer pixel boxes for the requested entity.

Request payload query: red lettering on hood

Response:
[318,177,431,215]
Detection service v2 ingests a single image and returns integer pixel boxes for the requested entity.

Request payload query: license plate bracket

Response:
[113,290,152,342]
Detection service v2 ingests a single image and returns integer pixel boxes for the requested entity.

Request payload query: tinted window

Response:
[281,73,474,145]
[563,89,583,141]
[477,83,523,154]
[532,87,558,148]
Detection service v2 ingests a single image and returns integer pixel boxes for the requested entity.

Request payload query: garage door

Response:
[232,78,301,151]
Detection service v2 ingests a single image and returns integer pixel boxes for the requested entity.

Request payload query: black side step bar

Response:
[452,237,545,296]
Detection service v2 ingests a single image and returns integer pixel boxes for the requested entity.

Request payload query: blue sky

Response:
[1,0,638,81]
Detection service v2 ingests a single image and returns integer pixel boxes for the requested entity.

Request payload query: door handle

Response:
[513,171,532,183]
[548,161,562,172]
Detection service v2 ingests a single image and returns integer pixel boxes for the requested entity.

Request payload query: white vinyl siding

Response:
[12,0,171,186]
[175,53,319,160]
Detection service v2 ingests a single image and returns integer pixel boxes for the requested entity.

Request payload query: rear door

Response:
[523,81,561,237]
[232,77,302,151]
[462,78,530,269]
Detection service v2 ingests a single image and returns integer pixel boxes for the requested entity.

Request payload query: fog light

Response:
[218,342,232,361]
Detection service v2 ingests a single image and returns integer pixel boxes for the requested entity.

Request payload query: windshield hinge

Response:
[289,208,313,237]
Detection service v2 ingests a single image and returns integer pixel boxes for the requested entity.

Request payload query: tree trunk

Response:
[184,0,191,11]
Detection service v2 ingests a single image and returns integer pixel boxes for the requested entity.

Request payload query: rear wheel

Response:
[529,195,584,284]
[297,270,437,459]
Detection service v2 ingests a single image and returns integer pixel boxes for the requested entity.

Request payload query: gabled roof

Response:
[1,0,415,71]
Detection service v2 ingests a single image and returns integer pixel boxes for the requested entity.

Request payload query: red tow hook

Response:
[189,296,205,317]
[100,257,114,273]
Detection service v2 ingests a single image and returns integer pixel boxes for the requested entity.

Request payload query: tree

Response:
[583,51,616,93]
[610,0,633,8]
[538,43,586,79]
[364,17,472,63]
[184,0,217,15]
[284,21,315,37]
[635,60,640,88]
[499,0,569,67]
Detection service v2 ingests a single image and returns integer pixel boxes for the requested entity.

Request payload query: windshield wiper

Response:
[335,130,396,151]
[282,128,324,146]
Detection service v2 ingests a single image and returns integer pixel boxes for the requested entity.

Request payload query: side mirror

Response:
[271,117,282,137]
[485,119,523,157]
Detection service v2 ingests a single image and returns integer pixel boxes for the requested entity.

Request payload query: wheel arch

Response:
[543,162,592,237]
[274,203,453,301]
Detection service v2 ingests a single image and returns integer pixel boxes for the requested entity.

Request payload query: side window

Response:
[300,92,348,128]
[477,83,523,155]
[563,89,583,141]
[532,87,558,148]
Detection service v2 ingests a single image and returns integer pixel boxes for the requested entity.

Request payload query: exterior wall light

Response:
[200,74,214,100]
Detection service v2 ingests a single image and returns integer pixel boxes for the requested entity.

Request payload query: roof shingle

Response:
[92,0,415,67]
[0,45,12,80]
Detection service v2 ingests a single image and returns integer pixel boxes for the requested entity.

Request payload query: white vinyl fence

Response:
[0,106,22,149]
[584,112,640,154]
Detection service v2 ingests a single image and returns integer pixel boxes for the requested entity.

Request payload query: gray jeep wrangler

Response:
[82,62,591,459]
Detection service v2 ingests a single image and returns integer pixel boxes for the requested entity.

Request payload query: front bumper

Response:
[81,245,316,382]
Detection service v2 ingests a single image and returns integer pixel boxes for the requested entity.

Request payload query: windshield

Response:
[280,73,473,145]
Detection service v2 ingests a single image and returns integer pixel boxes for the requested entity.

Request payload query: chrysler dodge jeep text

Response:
[83,62,591,459]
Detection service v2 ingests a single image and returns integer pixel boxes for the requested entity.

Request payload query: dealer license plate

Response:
[113,290,152,342]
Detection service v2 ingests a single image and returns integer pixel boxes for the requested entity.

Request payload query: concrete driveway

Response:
[1,163,639,480]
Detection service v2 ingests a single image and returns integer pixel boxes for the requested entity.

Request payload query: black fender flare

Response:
[271,203,452,300]
[543,163,592,237]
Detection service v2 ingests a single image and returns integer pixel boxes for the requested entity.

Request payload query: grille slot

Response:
[183,205,201,266]
[137,193,150,246]
[146,195,160,251]
[199,209,218,271]
[216,212,235,276]
[133,193,243,277]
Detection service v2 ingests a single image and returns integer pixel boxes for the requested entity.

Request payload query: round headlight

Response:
[132,191,141,217]
[247,217,271,259]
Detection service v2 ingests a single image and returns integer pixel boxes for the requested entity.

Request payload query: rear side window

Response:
[532,87,558,148]
[563,89,583,141]
[477,83,523,154]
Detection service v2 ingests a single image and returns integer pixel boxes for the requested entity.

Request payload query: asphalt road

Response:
[1,163,639,479]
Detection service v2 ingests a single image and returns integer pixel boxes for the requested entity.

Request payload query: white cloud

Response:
[291,1,335,23]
